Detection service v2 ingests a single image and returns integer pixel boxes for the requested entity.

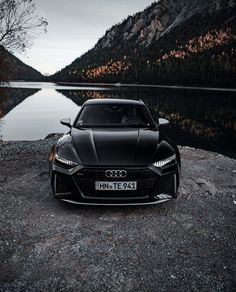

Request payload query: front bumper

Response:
[51,163,178,205]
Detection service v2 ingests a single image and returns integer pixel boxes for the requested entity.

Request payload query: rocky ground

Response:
[0,137,235,292]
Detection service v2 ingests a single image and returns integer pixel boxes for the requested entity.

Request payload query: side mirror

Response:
[60,118,72,128]
[158,118,170,126]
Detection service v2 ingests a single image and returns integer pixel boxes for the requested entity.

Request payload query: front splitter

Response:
[61,198,172,206]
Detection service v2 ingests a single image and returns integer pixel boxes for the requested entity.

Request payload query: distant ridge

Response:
[0,46,43,82]
[51,0,236,88]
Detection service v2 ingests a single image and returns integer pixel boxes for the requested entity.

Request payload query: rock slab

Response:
[0,139,236,291]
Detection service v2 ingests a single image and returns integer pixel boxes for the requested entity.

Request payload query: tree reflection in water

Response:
[0,88,40,140]
[57,88,236,158]
[0,88,40,118]
[0,86,235,157]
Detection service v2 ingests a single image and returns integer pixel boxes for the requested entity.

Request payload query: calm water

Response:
[0,82,235,158]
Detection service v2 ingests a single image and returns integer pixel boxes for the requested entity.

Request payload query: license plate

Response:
[95,181,137,191]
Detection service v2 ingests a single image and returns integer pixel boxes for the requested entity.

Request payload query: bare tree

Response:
[0,0,48,52]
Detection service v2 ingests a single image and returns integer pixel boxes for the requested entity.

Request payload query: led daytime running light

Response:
[55,154,78,167]
[153,154,176,168]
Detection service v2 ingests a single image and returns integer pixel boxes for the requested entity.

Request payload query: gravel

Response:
[0,137,235,292]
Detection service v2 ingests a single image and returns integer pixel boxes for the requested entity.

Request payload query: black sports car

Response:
[49,99,181,205]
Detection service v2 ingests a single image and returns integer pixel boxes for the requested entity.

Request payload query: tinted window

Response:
[75,104,154,127]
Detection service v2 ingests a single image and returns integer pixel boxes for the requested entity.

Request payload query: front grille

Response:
[73,167,157,199]
[75,167,157,179]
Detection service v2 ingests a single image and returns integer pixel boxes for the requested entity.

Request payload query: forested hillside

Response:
[0,46,43,82]
[52,0,236,87]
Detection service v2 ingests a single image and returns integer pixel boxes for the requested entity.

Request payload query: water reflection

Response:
[0,88,79,140]
[57,88,236,158]
[0,88,39,118]
[0,84,235,158]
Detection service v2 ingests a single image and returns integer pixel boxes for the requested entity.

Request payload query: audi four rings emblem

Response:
[105,170,127,178]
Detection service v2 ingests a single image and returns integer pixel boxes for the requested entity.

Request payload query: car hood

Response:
[71,127,160,166]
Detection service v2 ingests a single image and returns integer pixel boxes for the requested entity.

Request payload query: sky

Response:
[15,0,154,75]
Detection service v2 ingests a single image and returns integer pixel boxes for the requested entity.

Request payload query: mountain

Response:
[51,0,236,87]
[0,46,43,82]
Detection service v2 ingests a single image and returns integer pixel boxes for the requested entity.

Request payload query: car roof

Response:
[83,98,144,106]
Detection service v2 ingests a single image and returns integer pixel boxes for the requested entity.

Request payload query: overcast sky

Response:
[15,0,154,75]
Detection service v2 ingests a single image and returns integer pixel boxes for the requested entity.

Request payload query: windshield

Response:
[75,104,154,128]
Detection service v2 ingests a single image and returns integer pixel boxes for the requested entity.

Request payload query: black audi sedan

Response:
[49,99,181,205]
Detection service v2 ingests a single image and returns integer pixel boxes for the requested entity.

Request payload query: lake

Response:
[0,82,235,158]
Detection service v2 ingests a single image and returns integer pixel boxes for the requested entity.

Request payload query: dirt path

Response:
[0,138,235,291]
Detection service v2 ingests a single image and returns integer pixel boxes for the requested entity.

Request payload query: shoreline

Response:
[1,81,236,92]
[0,135,235,160]
[56,81,236,92]
[1,136,235,160]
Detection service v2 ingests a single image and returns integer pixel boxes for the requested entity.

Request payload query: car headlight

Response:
[54,154,78,168]
[49,144,78,168]
[153,154,176,168]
